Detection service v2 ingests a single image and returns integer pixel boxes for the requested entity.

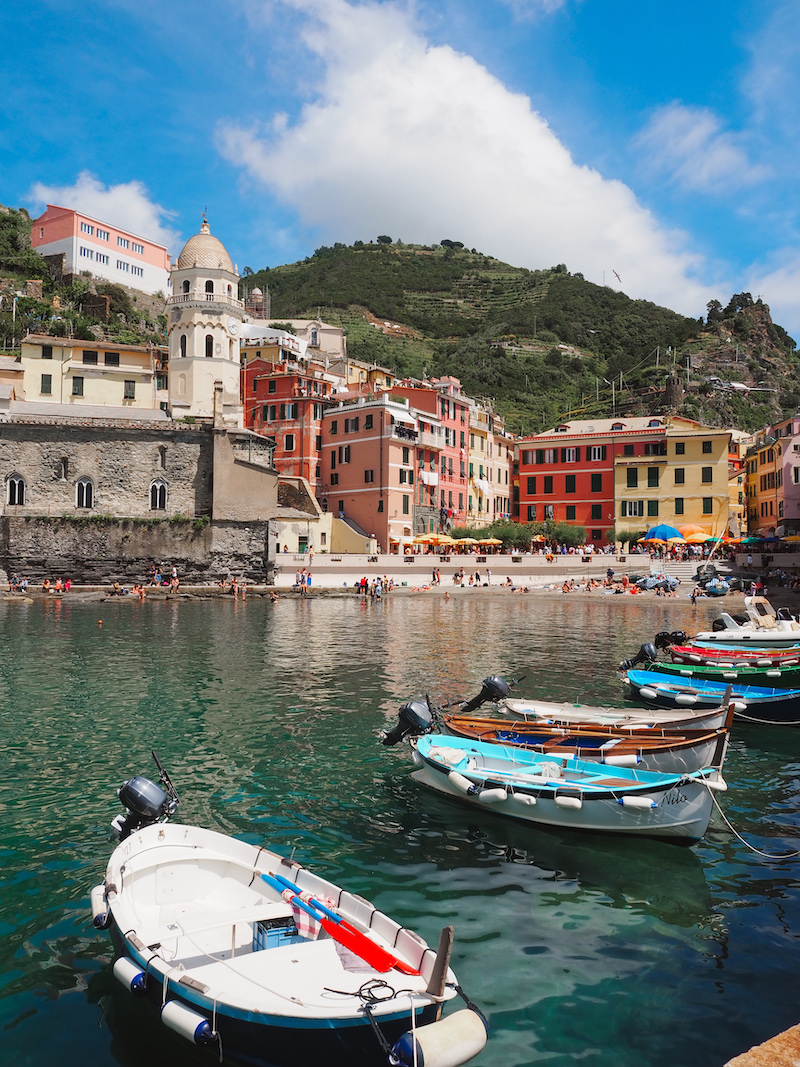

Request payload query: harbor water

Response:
[2,592,800,1067]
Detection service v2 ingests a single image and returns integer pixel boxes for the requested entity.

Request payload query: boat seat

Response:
[754,615,777,629]
[144,900,294,945]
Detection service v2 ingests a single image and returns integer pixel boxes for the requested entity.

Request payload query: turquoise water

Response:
[2,593,800,1067]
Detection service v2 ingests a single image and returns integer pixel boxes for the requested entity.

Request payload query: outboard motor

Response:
[670,630,688,646]
[381,698,434,746]
[112,751,179,840]
[460,675,512,714]
[619,642,658,671]
[653,631,675,650]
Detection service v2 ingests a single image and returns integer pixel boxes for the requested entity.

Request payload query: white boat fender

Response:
[447,771,475,796]
[476,787,507,805]
[732,701,747,714]
[766,670,781,678]
[722,673,737,679]
[619,795,656,810]
[390,1008,488,1067]
[554,794,583,811]
[638,686,658,701]
[113,955,149,995]
[161,1000,218,1047]
[688,655,702,663]
[675,693,698,706]
[705,775,728,792]
[90,884,110,929]
[602,754,640,768]
[510,792,537,806]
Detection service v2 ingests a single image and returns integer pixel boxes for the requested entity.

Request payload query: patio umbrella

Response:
[455,537,480,545]
[682,532,710,544]
[677,524,709,537]
[642,524,684,541]
[432,534,456,545]
[412,535,434,544]
[478,537,503,545]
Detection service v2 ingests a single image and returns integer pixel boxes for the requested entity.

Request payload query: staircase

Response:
[649,559,733,583]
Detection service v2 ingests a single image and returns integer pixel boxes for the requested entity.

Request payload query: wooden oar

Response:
[262,872,419,975]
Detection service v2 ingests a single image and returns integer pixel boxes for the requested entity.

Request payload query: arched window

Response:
[150,480,167,510]
[7,475,25,505]
[205,333,214,358]
[182,279,190,294]
[58,457,68,480]
[205,280,214,296]
[179,334,187,358]
[76,477,94,509]
[157,446,167,469]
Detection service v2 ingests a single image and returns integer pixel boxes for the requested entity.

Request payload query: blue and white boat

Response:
[90,754,487,1067]
[624,669,800,726]
[410,734,726,842]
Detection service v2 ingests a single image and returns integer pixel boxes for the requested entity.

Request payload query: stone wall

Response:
[0,515,272,584]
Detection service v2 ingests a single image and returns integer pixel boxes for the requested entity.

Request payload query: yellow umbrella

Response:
[432,534,456,545]
[412,535,434,544]
[478,537,503,545]
[456,537,480,545]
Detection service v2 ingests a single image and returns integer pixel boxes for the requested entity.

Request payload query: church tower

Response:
[167,219,244,426]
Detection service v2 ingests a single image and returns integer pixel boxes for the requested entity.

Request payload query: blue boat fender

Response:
[619,795,656,810]
[90,884,110,929]
[161,1001,218,1046]
[390,1008,488,1067]
[113,956,149,995]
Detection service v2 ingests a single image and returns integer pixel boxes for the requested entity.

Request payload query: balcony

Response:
[167,291,244,310]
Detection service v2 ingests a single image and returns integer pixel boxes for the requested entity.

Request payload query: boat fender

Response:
[766,670,781,678]
[688,655,702,664]
[113,956,149,995]
[705,775,728,792]
[476,787,507,805]
[90,884,110,929]
[390,1008,488,1067]
[732,701,747,714]
[510,792,537,806]
[674,693,697,706]
[638,686,657,701]
[447,771,474,796]
[161,1001,218,1046]
[603,754,640,768]
[554,794,582,811]
[756,658,773,667]
[619,795,656,810]
[722,673,737,679]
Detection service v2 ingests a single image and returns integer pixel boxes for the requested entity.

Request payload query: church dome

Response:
[176,219,234,272]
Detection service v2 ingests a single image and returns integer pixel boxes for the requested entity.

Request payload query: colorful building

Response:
[31,204,170,296]
[744,416,800,537]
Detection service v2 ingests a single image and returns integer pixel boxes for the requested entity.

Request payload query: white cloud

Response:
[219,0,717,317]
[635,103,769,194]
[747,250,800,344]
[27,171,181,253]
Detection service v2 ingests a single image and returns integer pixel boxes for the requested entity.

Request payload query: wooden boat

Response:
[636,658,800,689]
[668,643,800,668]
[410,734,726,842]
[439,706,734,775]
[623,669,800,726]
[693,597,800,646]
[90,755,487,1067]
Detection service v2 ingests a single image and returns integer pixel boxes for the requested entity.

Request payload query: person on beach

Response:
[270,591,278,603]
[42,578,51,594]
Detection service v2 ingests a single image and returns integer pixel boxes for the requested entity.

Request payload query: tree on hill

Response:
[376,235,392,244]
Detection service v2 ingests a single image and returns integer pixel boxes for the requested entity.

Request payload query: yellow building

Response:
[20,334,158,410]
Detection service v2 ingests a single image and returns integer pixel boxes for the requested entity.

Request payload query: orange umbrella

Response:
[677,524,709,537]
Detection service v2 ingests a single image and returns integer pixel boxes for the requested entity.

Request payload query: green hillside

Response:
[246,240,798,434]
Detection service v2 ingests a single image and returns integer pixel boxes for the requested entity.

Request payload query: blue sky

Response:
[3,0,799,337]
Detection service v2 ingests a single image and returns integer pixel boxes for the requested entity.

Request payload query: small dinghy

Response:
[633,658,800,689]
[409,735,725,842]
[90,753,487,1067]
[623,670,800,726]
[668,643,800,668]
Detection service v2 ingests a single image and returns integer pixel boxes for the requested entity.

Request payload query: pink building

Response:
[31,204,171,295]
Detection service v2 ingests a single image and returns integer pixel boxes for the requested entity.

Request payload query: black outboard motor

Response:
[112,751,180,840]
[619,642,658,672]
[459,675,512,714]
[381,698,434,746]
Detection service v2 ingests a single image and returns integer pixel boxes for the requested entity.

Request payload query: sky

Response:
[3,0,799,338]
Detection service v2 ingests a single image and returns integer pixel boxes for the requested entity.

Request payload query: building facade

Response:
[20,334,158,410]
[744,416,800,537]
[31,204,170,295]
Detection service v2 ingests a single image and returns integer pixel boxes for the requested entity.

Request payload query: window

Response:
[132,242,144,254]
[123,380,135,400]
[543,448,557,464]
[205,334,213,358]
[150,480,167,510]
[41,373,52,394]
[621,500,643,517]
[180,334,187,358]
[96,228,109,241]
[565,474,576,493]
[104,352,120,366]
[205,280,214,294]
[701,466,713,483]
[330,472,339,484]
[647,500,659,517]
[675,498,684,515]
[589,446,607,461]
[72,376,84,396]
[158,446,167,469]
[702,497,713,514]
[284,434,295,451]
[41,345,53,359]
[644,442,667,456]
[562,447,580,463]
[543,475,553,494]
[82,350,98,364]
[79,246,94,259]
[566,505,576,520]
[80,221,94,235]
[315,435,322,450]
[7,475,25,505]
[402,495,409,515]
[182,279,190,294]
[591,472,602,492]
[96,253,109,265]
[526,476,536,494]
[521,449,533,465]
[591,504,601,520]
[675,441,685,455]
[116,259,129,271]
[344,417,360,433]
[402,447,410,464]
[544,504,554,519]
[627,469,638,488]
[623,444,634,456]
[526,505,537,521]
[268,404,276,421]
[76,477,93,509]
[330,420,338,435]
[702,440,713,454]
[267,380,277,394]
[365,414,373,429]
[674,468,685,485]
[117,237,130,248]
[647,467,659,488]
[131,266,143,277]
[330,450,336,470]
[337,445,351,463]
[365,469,374,483]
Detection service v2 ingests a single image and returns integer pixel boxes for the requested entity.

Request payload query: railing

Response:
[168,292,244,309]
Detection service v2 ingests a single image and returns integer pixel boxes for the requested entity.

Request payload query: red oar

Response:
[262,873,419,975]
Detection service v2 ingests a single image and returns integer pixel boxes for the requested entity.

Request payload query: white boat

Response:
[410,735,726,842]
[90,755,487,1067]
[694,597,800,646]
[502,697,732,731]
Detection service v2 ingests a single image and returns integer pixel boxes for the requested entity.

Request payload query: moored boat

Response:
[692,597,800,647]
[668,643,800,668]
[90,754,487,1067]
[409,734,725,842]
[633,657,800,689]
[623,669,800,726]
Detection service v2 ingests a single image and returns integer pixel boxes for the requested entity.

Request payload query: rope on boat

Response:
[735,710,800,727]
[706,787,800,859]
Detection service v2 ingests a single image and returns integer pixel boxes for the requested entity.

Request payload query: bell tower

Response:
[167,218,244,426]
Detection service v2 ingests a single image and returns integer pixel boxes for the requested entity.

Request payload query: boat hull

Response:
[624,670,800,726]
[502,697,729,731]
[669,644,800,668]
[642,659,800,689]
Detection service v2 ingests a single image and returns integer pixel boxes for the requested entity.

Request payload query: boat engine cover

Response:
[382,699,434,745]
[118,776,171,822]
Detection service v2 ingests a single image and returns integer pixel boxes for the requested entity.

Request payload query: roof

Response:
[0,356,23,372]
[176,219,234,272]
[7,400,170,422]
